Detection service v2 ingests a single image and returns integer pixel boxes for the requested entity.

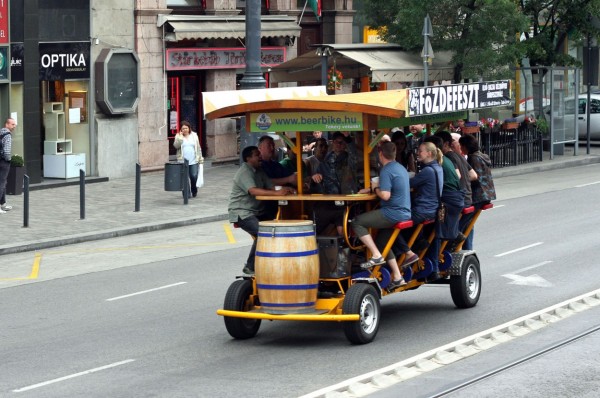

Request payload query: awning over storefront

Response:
[157,15,301,41]
[269,43,455,83]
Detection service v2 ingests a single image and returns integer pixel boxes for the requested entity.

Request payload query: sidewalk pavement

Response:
[2,145,599,255]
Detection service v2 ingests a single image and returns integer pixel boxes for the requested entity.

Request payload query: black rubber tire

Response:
[450,255,481,308]
[223,279,261,339]
[342,283,381,344]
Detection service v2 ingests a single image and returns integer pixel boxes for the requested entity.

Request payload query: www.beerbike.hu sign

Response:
[408,80,511,116]
[249,112,363,132]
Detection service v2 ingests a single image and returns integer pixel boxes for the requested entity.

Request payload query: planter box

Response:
[7,166,25,195]
[461,126,480,134]
[502,122,519,130]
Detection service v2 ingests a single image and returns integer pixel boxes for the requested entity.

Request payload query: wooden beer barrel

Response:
[255,220,319,314]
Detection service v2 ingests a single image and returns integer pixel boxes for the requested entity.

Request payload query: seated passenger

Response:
[436,130,477,244]
[279,137,307,175]
[424,135,465,241]
[391,142,443,267]
[458,134,496,250]
[311,132,358,235]
[228,146,295,275]
[303,137,328,189]
[258,135,297,186]
[435,130,477,208]
[391,129,417,173]
[352,141,411,290]
[303,130,323,153]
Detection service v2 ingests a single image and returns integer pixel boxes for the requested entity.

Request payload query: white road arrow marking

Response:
[502,273,553,287]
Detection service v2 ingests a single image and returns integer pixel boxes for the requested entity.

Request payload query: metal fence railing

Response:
[481,126,543,168]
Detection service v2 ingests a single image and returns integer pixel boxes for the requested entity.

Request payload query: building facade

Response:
[4,0,355,183]
[152,0,355,164]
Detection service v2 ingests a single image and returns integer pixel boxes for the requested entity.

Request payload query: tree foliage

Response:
[520,0,600,68]
[359,0,600,82]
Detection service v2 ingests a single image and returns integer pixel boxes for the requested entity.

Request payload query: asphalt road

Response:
[1,164,600,397]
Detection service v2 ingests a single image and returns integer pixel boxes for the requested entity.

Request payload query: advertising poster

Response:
[0,47,8,80]
[11,43,24,82]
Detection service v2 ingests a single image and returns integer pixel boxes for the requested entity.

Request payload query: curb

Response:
[492,155,600,178]
[0,214,229,256]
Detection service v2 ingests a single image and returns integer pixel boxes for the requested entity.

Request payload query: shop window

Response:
[167,0,205,11]
[167,0,200,5]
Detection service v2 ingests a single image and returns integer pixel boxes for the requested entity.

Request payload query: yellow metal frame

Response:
[216,309,359,322]
[217,277,360,322]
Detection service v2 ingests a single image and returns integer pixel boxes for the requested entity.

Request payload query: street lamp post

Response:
[240,0,267,89]
[316,46,332,87]
[238,0,266,162]
[421,14,434,87]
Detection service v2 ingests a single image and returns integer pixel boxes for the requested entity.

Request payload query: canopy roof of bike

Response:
[203,86,409,121]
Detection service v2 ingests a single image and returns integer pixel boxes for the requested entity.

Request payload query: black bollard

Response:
[135,163,141,212]
[183,159,189,205]
[23,174,29,228]
[79,169,85,220]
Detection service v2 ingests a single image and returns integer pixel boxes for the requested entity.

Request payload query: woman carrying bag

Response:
[173,121,204,197]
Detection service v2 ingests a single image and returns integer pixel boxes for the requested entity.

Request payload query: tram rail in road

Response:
[299,288,600,398]
[428,322,600,398]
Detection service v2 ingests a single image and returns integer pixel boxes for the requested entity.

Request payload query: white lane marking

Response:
[106,282,187,301]
[575,181,600,188]
[510,260,552,275]
[495,242,543,257]
[13,359,135,392]
[490,204,504,209]
[502,274,553,287]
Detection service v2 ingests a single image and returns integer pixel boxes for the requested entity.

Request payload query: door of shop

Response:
[167,75,205,157]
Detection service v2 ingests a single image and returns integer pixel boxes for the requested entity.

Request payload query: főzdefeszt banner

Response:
[407,80,511,116]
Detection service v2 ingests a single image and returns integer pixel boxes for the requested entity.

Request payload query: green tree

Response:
[519,0,600,68]
[359,0,600,81]
[360,0,530,82]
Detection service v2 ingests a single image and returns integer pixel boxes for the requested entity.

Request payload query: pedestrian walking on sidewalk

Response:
[0,117,16,214]
[173,121,203,198]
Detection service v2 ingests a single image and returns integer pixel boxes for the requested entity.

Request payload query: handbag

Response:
[430,166,446,223]
[437,202,446,223]
[196,163,204,188]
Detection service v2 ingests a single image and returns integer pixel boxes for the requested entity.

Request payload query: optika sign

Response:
[40,53,86,68]
[39,42,91,81]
